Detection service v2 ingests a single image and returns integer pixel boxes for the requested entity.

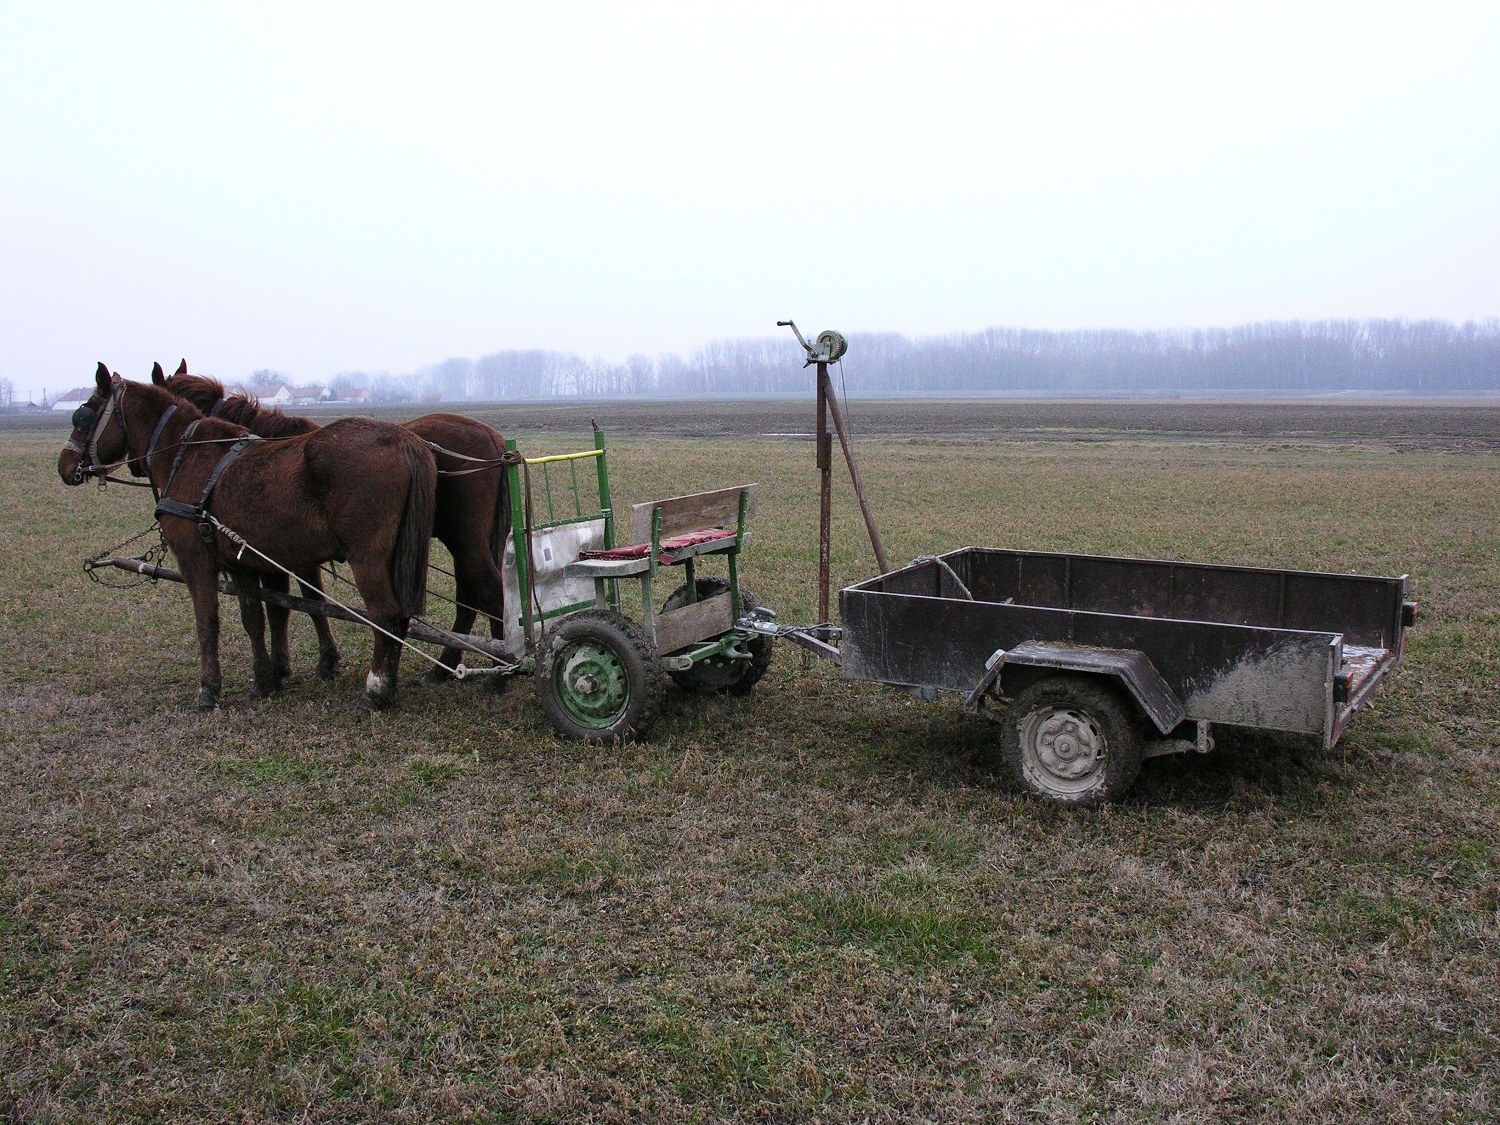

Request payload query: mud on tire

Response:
[534,609,663,742]
[660,577,773,695]
[1000,674,1143,806]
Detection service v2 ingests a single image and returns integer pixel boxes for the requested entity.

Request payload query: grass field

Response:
[2,401,1498,1122]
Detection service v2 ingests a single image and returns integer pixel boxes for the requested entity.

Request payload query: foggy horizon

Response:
[4,4,1498,402]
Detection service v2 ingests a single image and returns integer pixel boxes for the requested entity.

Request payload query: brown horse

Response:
[58,363,436,712]
[155,362,510,682]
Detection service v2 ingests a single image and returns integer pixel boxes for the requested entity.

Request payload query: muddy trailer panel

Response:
[837,548,1413,803]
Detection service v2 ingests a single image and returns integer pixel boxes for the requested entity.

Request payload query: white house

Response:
[52,388,94,412]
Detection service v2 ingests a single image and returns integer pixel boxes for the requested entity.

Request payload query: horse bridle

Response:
[64,375,128,485]
[65,375,167,492]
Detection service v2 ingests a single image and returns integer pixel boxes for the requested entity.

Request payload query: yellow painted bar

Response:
[524,449,605,466]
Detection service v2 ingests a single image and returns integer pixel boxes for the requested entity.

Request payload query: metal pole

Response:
[817,361,832,624]
[819,367,889,575]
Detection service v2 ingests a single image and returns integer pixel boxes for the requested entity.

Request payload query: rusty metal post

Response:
[819,367,888,575]
[816,360,832,625]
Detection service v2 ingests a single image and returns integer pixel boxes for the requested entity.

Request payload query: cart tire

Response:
[661,578,773,695]
[1001,675,1142,806]
[534,609,662,742]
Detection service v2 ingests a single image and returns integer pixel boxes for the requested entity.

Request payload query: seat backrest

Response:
[628,484,759,546]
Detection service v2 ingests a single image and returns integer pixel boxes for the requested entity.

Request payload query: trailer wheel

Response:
[661,578,774,695]
[1001,675,1142,806]
[534,609,662,742]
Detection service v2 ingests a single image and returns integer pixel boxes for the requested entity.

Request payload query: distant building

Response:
[257,385,294,406]
[51,388,95,412]
[331,386,371,404]
[288,385,329,404]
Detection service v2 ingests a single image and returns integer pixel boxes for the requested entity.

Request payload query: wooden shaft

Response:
[819,368,889,575]
[93,556,514,663]
[816,362,832,624]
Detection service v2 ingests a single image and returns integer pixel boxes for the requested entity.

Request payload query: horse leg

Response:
[233,571,279,701]
[182,554,223,711]
[264,571,293,686]
[295,567,341,680]
[346,557,406,711]
[461,546,509,691]
[426,533,508,686]
[422,575,477,685]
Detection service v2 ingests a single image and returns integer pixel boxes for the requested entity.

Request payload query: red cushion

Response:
[580,527,736,562]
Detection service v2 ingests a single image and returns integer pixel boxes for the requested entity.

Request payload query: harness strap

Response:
[85,376,123,479]
[144,404,178,464]
[155,497,201,521]
[142,403,178,501]
[210,397,229,417]
[154,428,261,542]
[200,434,261,505]
[425,441,525,477]
[161,419,201,499]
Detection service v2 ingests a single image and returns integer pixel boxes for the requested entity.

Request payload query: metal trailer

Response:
[94,426,774,742]
[778,547,1416,806]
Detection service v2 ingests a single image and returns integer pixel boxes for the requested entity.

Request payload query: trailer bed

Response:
[840,548,1411,749]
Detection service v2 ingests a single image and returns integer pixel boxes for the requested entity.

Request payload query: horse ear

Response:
[175,359,188,376]
[95,362,111,394]
[151,362,166,385]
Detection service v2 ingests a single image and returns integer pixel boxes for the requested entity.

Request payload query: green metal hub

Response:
[553,640,632,728]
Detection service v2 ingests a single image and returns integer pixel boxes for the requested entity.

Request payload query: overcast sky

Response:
[2,2,1497,398]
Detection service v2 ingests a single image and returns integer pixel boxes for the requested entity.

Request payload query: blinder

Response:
[71,402,98,433]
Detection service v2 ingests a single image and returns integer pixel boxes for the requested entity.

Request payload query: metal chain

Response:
[84,523,170,589]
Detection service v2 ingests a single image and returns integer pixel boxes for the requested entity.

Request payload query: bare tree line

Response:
[355,318,1500,401]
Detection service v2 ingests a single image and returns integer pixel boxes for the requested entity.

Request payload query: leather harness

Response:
[155,425,263,565]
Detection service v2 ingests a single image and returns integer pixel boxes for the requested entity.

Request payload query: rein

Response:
[426,441,525,476]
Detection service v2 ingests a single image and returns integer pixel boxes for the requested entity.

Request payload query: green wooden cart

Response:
[493,427,774,741]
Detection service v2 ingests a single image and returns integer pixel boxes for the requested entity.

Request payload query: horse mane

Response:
[164,372,319,438]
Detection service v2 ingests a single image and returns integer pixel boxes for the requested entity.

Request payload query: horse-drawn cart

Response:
[94,426,773,742]
[78,330,1417,807]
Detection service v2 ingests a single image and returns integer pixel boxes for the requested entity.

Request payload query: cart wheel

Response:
[1001,675,1142,806]
[661,578,774,695]
[534,609,662,742]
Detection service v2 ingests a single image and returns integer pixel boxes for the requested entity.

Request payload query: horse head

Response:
[57,363,130,486]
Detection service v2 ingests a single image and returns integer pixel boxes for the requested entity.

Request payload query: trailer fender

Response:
[964,641,1186,735]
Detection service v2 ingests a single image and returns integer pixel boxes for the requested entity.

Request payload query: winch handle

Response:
[777,319,816,358]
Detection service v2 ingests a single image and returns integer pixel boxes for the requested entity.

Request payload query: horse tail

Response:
[489,432,512,568]
[392,433,436,618]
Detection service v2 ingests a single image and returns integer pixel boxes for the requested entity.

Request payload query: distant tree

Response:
[0,377,13,410]
[370,374,414,403]
[249,369,288,389]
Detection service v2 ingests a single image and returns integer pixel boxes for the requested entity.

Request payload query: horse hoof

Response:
[316,661,340,682]
[355,693,392,716]
[421,666,457,687]
[194,689,219,712]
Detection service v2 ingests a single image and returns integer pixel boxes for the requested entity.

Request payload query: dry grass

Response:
[2,404,1497,1122]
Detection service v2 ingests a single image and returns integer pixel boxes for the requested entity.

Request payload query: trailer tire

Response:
[534,609,662,742]
[661,578,773,695]
[1001,675,1142,806]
